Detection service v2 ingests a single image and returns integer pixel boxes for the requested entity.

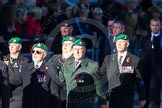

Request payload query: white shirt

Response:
[75,60,81,68]
[62,52,73,59]
[34,61,43,69]
[151,32,160,42]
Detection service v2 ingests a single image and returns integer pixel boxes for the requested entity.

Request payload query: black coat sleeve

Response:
[135,58,146,100]
[0,61,10,108]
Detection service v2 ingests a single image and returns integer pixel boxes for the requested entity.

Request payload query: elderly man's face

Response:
[60,26,72,37]
[73,46,86,60]
[32,47,46,62]
[62,41,73,53]
[9,43,21,54]
[112,23,124,37]
[116,40,129,53]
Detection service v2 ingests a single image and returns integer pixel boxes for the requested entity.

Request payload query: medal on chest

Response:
[119,66,134,73]
[13,62,19,68]
[75,74,84,83]
[37,73,46,83]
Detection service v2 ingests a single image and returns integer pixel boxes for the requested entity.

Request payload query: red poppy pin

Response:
[43,67,48,72]
[126,57,131,63]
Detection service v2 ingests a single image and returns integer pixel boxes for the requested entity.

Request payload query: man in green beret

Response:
[3,37,30,108]
[10,43,53,108]
[100,34,146,108]
[59,39,106,108]
[46,36,76,108]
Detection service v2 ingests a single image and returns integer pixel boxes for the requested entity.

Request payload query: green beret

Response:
[8,37,22,44]
[115,34,129,42]
[72,39,86,47]
[32,43,48,52]
[62,36,76,44]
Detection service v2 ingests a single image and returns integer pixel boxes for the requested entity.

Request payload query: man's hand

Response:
[139,100,146,108]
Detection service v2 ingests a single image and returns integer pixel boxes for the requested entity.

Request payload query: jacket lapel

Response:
[71,58,89,78]
[29,62,36,74]
[39,62,45,71]
[107,53,118,80]
[122,52,132,66]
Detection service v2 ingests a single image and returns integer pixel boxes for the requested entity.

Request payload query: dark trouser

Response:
[52,95,66,108]
[149,102,160,108]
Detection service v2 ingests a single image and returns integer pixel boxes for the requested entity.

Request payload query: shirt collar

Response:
[75,59,81,63]
[151,31,160,37]
[34,61,43,68]
[62,52,73,59]
[118,51,127,65]
[118,51,127,59]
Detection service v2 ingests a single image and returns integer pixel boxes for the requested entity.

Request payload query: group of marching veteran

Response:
[0,33,147,108]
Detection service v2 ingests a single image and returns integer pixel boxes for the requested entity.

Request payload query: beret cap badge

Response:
[13,39,16,42]
[64,23,68,27]
[69,36,72,41]
[79,40,82,45]
[38,43,41,47]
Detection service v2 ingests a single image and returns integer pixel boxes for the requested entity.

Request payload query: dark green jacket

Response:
[59,57,106,108]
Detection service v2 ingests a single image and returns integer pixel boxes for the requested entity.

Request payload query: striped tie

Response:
[118,56,123,66]
[75,61,79,68]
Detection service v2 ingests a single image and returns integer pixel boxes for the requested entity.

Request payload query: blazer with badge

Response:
[3,54,30,105]
[100,51,146,108]
[10,61,52,108]
[59,57,106,108]
[3,54,30,78]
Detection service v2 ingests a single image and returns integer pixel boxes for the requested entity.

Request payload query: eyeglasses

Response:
[31,50,42,54]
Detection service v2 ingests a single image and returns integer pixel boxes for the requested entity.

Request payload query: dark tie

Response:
[75,61,79,67]
[152,35,155,49]
[35,65,39,69]
[118,56,123,66]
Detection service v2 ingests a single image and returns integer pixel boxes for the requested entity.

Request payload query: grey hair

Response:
[114,20,125,30]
